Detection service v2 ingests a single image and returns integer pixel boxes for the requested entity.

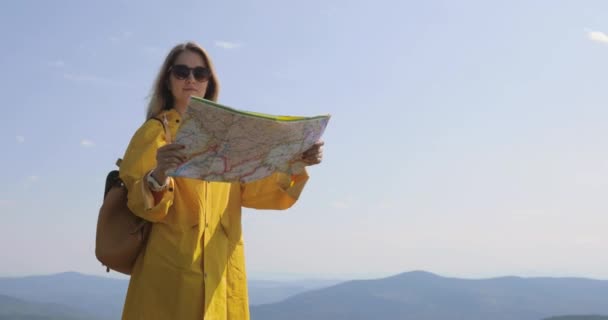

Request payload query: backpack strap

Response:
[152,113,172,144]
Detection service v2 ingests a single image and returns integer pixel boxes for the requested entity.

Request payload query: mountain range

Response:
[250,271,608,320]
[1,271,607,320]
[0,272,337,319]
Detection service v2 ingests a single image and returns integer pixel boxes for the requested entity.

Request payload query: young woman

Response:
[119,41,323,319]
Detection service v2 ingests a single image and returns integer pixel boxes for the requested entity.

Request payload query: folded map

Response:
[167,96,330,182]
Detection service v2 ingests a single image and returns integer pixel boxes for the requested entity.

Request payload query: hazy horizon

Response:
[2,268,608,283]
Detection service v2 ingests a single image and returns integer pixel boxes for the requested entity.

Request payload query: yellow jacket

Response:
[119,109,309,320]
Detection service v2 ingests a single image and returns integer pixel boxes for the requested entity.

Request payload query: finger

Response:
[158,161,184,172]
[310,142,324,149]
[167,150,188,159]
[166,153,188,162]
[159,144,186,152]
[302,154,322,163]
[304,151,323,160]
[304,159,321,166]
[301,153,312,161]
[157,151,184,161]
[303,146,320,156]
[313,152,323,160]
[159,149,188,160]
[159,155,187,166]
[309,144,324,154]
[310,149,323,156]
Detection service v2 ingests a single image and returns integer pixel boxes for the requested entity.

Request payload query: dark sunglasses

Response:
[169,64,211,82]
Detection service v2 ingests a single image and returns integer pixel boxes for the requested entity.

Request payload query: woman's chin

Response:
[176,95,193,105]
[185,90,203,97]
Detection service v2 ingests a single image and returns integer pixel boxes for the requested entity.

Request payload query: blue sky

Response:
[2,0,608,280]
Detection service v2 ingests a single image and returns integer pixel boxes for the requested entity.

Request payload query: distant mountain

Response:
[4,271,608,320]
[0,272,339,319]
[250,271,608,320]
[0,272,127,320]
[0,293,96,320]
[248,279,342,305]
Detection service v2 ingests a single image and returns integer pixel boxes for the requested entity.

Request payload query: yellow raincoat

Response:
[119,109,309,320]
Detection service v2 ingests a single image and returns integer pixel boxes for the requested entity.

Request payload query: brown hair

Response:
[146,42,220,119]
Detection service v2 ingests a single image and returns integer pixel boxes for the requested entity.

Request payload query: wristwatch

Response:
[146,170,168,192]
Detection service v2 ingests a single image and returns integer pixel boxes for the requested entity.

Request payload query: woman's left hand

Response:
[301,140,324,166]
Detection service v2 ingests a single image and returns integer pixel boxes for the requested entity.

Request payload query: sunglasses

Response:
[169,64,211,82]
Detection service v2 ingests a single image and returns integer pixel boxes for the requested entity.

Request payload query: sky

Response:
[1,0,608,281]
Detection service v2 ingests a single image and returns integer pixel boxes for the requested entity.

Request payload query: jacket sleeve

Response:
[240,170,309,210]
[119,119,175,222]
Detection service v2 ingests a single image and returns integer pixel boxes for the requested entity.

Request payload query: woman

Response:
[119,41,323,320]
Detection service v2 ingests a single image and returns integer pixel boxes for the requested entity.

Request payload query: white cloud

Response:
[320,6,339,17]
[573,235,602,246]
[0,199,17,208]
[49,60,65,68]
[586,29,608,44]
[63,73,127,87]
[142,46,162,55]
[21,175,40,189]
[215,41,242,49]
[16,136,25,143]
[331,200,350,209]
[81,139,95,147]
[110,31,133,44]
[511,209,547,217]
[64,73,105,82]
[509,209,552,222]
[272,71,291,80]
[378,201,396,210]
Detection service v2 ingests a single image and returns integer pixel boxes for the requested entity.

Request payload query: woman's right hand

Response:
[151,143,187,182]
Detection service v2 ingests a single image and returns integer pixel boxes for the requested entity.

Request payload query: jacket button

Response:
[176,119,180,123]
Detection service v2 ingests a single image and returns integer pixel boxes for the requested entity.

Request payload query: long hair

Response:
[146,42,220,120]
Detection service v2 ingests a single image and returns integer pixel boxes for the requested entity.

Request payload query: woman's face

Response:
[168,50,210,108]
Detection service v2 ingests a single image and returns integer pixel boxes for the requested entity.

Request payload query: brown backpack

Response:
[95,117,169,275]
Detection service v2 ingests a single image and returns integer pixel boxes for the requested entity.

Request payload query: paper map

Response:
[167,96,330,183]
